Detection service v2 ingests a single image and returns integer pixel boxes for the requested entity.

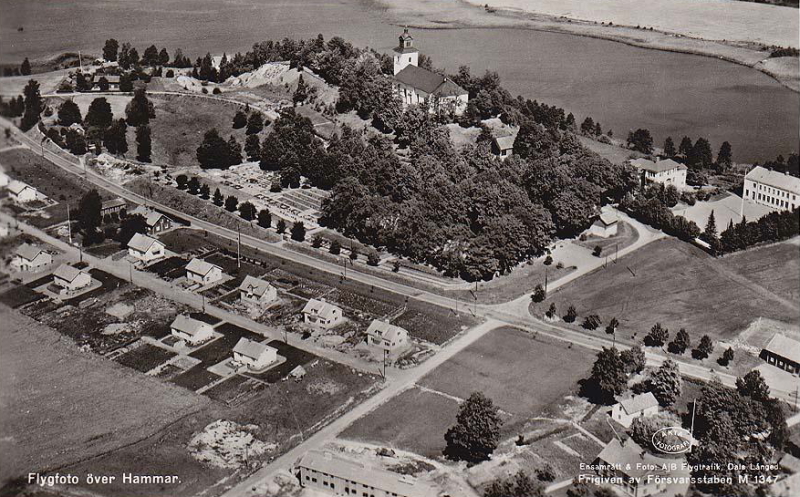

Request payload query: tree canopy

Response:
[444,392,503,463]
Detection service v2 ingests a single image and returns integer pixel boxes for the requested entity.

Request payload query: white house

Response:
[185,258,224,285]
[630,158,687,189]
[592,438,669,497]
[611,392,660,428]
[743,166,800,212]
[239,275,278,306]
[232,337,278,370]
[52,264,92,293]
[297,450,436,497]
[170,315,214,345]
[589,212,619,238]
[302,299,342,329]
[366,319,409,352]
[127,233,165,263]
[10,243,52,271]
[8,180,39,203]
[392,29,468,116]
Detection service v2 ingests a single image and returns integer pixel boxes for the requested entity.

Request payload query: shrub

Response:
[564,305,577,323]
[531,284,546,303]
[593,245,602,257]
[544,255,553,265]
[212,87,221,95]
[311,234,324,248]
[367,250,380,266]
[329,240,341,255]
[582,314,601,330]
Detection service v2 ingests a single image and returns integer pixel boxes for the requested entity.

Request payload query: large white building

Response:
[743,166,800,212]
[629,158,687,189]
[392,29,468,116]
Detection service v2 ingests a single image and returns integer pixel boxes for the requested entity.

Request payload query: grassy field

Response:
[115,344,176,373]
[536,238,800,346]
[149,95,251,170]
[0,305,206,485]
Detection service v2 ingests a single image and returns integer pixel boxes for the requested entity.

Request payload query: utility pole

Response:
[690,399,698,450]
[615,243,619,263]
[66,204,72,244]
[236,223,241,269]
[544,266,548,293]
[383,349,388,381]
[129,262,133,284]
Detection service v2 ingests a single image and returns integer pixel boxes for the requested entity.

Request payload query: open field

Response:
[47,94,133,121]
[0,69,69,97]
[418,327,593,423]
[0,305,206,485]
[536,238,800,346]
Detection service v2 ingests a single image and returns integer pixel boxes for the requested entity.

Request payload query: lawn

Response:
[170,364,222,391]
[0,284,45,308]
[189,322,262,366]
[537,238,800,345]
[115,344,176,373]
[418,326,593,424]
[340,386,460,458]
[0,306,206,483]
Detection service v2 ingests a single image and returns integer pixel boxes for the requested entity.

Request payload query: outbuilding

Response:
[761,334,800,376]
[589,212,619,238]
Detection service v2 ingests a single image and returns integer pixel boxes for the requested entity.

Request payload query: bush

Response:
[165,69,175,78]
[582,314,601,330]
[311,234,324,248]
[531,284,546,303]
[544,255,553,265]
[212,87,221,95]
[329,240,341,255]
[367,250,380,266]
[564,305,577,323]
[592,245,602,257]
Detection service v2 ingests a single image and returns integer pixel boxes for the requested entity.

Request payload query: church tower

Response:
[393,28,419,75]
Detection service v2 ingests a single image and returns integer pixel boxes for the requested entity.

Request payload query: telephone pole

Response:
[236,223,241,269]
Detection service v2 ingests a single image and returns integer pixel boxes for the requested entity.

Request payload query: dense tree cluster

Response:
[719,208,799,253]
[196,128,243,169]
[619,187,701,242]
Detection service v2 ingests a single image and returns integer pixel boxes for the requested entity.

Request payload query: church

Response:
[392,29,469,116]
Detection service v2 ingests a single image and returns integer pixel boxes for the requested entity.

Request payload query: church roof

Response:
[394,65,467,97]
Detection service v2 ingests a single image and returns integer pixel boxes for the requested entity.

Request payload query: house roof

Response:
[101,198,126,210]
[595,438,670,479]
[618,392,659,415]
[764,334,800,364]
[494,135,515,151]
[131,206,170,227]
[233,337,275,360]
[746,166,800,195]
[598,212,619,226]
[779,454,800,473]
[15,243,45,261]
[8,180,33,195]
[302,298,341,320]
[170,315,211,336]
[186,258,222,276]
[394,65,467,97]
[366,320,408,342]
[53,264,83,282]
[630,158,687,173]
[297,450,436,497]
[239,275,274,298]
[127,232,162,253]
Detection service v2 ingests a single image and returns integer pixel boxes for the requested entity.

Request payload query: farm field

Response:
[536,238,800,346]
[0,305,206,484]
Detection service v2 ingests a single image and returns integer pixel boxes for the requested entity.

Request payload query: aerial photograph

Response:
[0,1,798,497]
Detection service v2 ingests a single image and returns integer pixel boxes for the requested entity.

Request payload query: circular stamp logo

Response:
[652,427,693,454]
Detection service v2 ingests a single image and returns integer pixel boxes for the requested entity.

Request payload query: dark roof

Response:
[394,46,419,54]
[394,65,467,97]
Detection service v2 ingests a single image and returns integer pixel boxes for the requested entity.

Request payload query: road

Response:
[2,116,797,496]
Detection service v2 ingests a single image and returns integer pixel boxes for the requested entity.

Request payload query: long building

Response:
[296,450,437,497]
[743,166,800,211]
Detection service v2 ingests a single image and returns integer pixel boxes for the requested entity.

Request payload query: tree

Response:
[119,73,133,92]
[484,471,543,497]
[720,347,735,366]
[688,137,713,169]
[257,209,272,228]
[224,195,238,212]
[580,117,595,136]
[276,219,287,234]
[212,188,224,206]
[694,334,714,359]
[86,97,113,128]
[647,360,682,406]
[592,245,602,257]
[187,176,201,195]
[717,141,732,169]
[104,119,128,155]
[20,58,31,76]
[57,100,82,126]
[582,314,601,330]
[702,210,720,253]
[125,88,154,126]
[117,214,147,247]
[103,39,119,61]
[199,183,210,199]
[97,76,110,92]
[663,136,676,158]
[627,128,653,154]
[197,129,231,169]
[605,317,619,335]
[290,221,306,241]
[678,136,693,157]
[367,249,380,266]
[349,245,359,261]
[668,328,691,355]
[246,112,264,135]
[736,370,770,403]
[232,110,247,129]
[293,74,309,105]
[135,125,151,162]
[645,323,668,347]
[444,392,503,463]
[620,345,646,374]
[239,201,256,221]
[142,45,160,66]
[77,189,103,236]
[629,413,680,450]
[594,122,602,136]
[175,174,189,190]
[158,48,170,66]
[311,234,324,248]
[329,239,341,254]
[64,129,87,154]
[564,305,577,323]
[531,284,546,303]
[20,79,43,131]
[587,347,628,403]
[245,134,261,161]
[545,302,557,320]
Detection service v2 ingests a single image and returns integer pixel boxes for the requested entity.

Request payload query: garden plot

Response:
[115,342,177,373]
[243,340,317,384]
